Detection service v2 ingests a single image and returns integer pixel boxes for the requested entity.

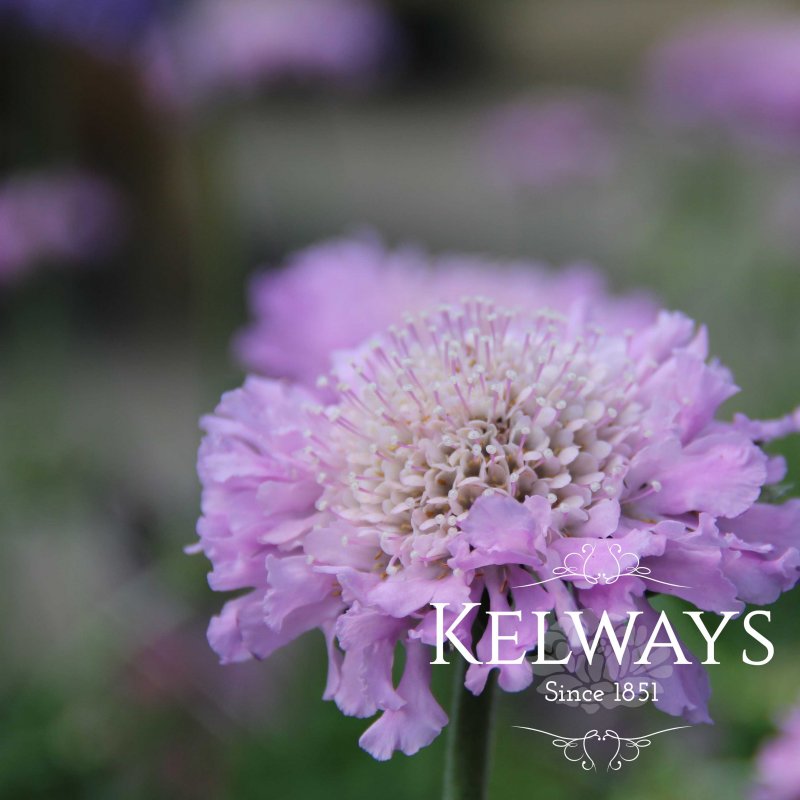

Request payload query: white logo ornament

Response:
[514,540,690,589]
[513,726,691,772]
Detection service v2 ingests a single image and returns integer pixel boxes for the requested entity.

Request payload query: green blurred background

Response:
[1,1,799,798]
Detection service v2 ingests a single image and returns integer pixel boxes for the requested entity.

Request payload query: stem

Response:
[443,616,497,800]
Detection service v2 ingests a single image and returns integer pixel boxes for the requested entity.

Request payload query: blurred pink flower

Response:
[140,0,397,107]
[235,234,656,387]
[483,92,619,189]
[646,15,800,149]
[0,0,158,58]
[752,702,800,800]
[0,170,123,284]
[195,247,800,759]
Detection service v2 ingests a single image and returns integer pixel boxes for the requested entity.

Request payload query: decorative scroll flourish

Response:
[513,726,691,772]
[513,727,600,771]
[513,541,690,589]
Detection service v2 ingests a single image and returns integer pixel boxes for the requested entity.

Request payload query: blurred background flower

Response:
[234,233,655,385]
[0,170,124,284]
[751,700,800,800]
[138,0,399,108]
[645,13,800,151]
[483,92,619,189]
[0,0,161,58]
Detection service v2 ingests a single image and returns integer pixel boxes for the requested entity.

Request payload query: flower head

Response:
[139,0,397,107]
[0,0,159,58]
[0,170,123,284]
[196,245,800,760]
[319,301,642,544]
[235,234,656,386]
[752,700,800,800]
[646,15,800,149]
[484,92,619,189]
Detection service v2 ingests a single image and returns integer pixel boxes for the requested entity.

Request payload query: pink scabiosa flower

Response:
[483,92,619,189]
[646,15,800,150]
[0,0,159,59]
[752,701,800,800]
[139,0,397,107]
[196,267,800,759]
[0,170,123,285]
[234,234,656,387]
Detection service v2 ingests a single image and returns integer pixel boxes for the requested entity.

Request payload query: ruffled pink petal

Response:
[609,599,711,724]
[303,521,378,570]
[628,431,767,518]
[263,554,338,628]
[641,351,738,441]
[454,494,548,571]
[358,640,448,761]
[628,310,696,363]
[333,638,404,718]
[365,565,471,618]
[330,604,408,716]
[722,500,800,550]
[466,567,551,694]
[412,580,484,649]
[643,540,742,612]
[207,592,301,663]
[733,407,800,443]
[722,548,800,605]
[207,596,255,664]
[574,498,621,537]
[577,577,647,620]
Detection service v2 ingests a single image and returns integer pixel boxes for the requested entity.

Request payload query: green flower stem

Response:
[443,612,497,800]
